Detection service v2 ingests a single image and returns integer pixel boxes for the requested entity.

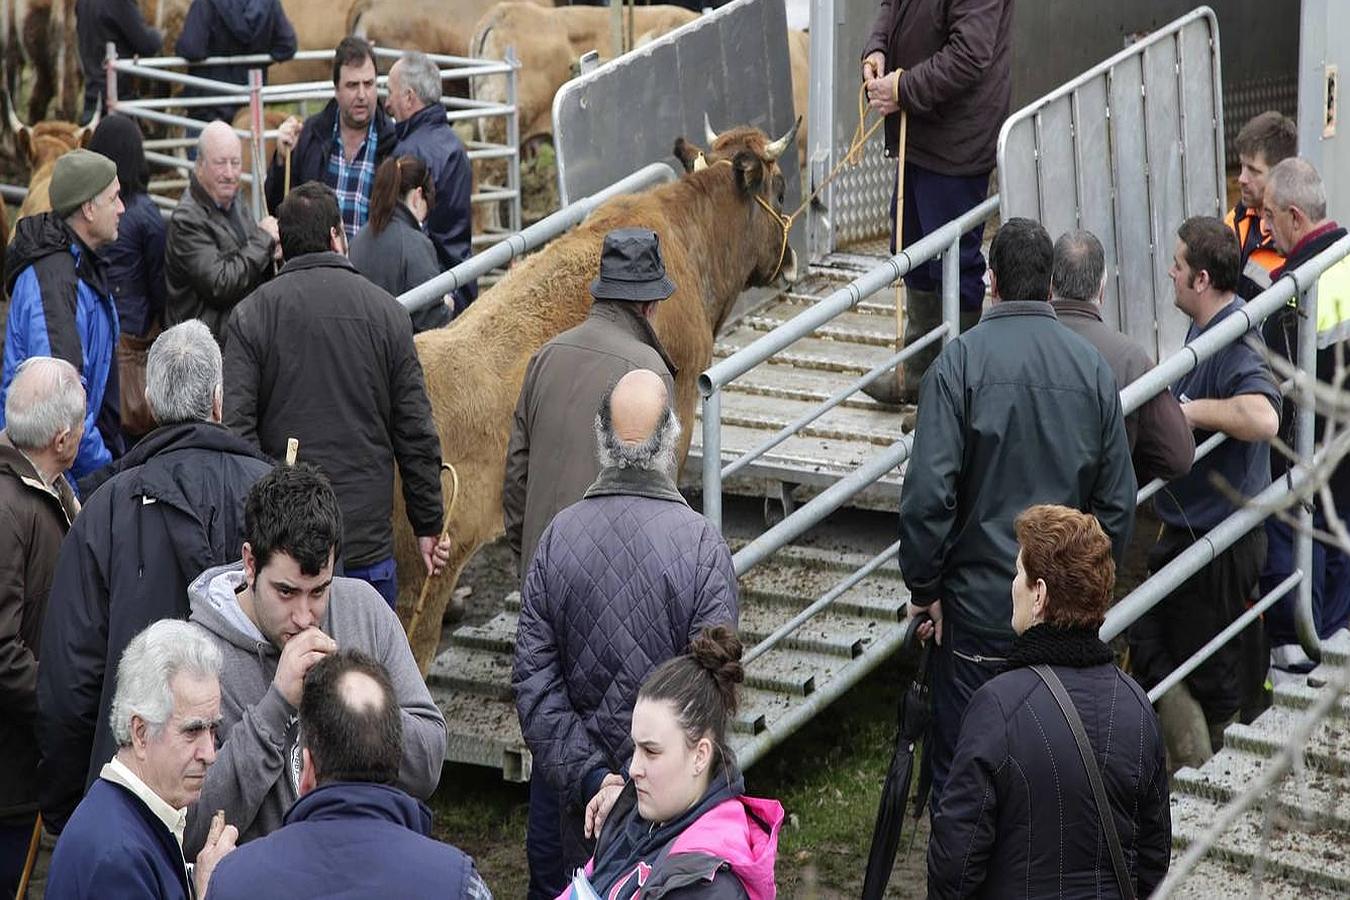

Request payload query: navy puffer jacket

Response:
[513,466,738,806]
[928,625,1172,898]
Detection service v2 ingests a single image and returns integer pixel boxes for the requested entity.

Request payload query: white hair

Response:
[397,51,442,108]
[146,320,222,424]
[195,120,240,166]
[594,402,681,473]
[1266,157,1328,221]
[3,357,85,451]
[110,620,222,746]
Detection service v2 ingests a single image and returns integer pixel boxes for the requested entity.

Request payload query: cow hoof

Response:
[859,368,915,407]
[444,586,471,624]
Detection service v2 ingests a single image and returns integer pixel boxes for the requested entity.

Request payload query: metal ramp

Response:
[1168,633,1350,897]
[687,246,913,513]
[427,538,909,780]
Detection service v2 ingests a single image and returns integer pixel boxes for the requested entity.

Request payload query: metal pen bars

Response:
[102,42,522,237]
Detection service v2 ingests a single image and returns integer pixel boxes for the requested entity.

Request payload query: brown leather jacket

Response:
[863,0,1015,176]
[502,301,677,578]
[0,433,77,819]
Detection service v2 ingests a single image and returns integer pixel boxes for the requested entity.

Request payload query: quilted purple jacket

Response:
[512,471,738,804]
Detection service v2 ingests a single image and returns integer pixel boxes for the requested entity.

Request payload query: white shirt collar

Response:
[100,756,190,852]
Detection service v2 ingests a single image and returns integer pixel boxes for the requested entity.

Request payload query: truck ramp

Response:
[427,539,908,780]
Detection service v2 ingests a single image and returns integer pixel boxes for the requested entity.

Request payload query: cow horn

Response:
[3,89,23,135]
[703,113,719,148]
[764,117,801,162]
[78,96,103,144]
[692,153,708,172]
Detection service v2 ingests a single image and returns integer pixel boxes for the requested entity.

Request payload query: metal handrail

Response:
[397,162,679,313]
[120,47,501,71]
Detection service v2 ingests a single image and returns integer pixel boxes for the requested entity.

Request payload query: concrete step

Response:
[1173,747,1350,831]
[714,331,895,375]
[742,306,900,347]
[689,421,906,492]
[1170,855,1344,899]
[1222,706,1350,775]
[703,359,898,412]
[711,390,904,447]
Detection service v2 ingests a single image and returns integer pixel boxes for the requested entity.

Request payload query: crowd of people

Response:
[4,0,1349,897]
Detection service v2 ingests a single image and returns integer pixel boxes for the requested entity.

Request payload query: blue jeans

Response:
[1261,511,1350,646]
[526,773,566,900]
[342,556,398,611]
[0,814,38,898]
[890,162,991,311]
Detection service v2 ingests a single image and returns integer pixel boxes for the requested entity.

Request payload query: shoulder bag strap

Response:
[1031,664,1136,900]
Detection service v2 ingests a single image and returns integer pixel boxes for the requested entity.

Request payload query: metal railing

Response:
[104,44,522,239]
[398,161,678,315]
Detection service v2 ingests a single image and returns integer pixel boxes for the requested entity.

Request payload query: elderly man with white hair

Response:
[164,121,280,340]
[386,50,476,313]
[38,321,273,834]
[0,357,83,896]
[46,619,238,899]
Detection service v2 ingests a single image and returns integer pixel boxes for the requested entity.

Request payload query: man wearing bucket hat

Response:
[2,149,125,491]
[503,227,678,899]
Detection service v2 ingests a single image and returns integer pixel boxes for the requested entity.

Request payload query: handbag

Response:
[1031,664,1137,900]
[117,323,162,438]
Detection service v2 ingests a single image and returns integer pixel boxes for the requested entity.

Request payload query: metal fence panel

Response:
[998,7,1224,362]
[1299,0,1350,224]
[552,0,802,268]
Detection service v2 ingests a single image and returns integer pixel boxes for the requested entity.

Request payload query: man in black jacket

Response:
[221,182,450,609]
[264,36,397,236]
[175,0,297,125]
[75,0,162,123]
[36,319,272,833]
[898,218,1137,803]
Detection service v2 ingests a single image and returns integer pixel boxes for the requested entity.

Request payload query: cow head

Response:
[5,89,98,172]
[674,116,802,286]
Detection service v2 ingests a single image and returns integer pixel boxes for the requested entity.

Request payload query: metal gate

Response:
[997,6,1226,362]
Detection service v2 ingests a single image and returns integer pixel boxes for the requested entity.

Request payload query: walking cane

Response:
[283,145,292,197]
[892,110,908,395]
[16,814,41,898]
[407,462,461,667]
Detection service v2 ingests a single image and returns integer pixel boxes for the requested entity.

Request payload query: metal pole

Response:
[610,0,623,64]
[1294,280,1321,663]
[505,47,522,235]
[248,69,265,221]
[702,391,722,530]
[942,235,960,346]
[104,42,118,111]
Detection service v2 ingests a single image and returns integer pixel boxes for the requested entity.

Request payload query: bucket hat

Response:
[589,228,676,302]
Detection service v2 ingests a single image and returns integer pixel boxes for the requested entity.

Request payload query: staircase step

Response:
[1173,748,1350,831]
[1169,856,1344,899]
[742,306,901,348]
[1222,705,1350,775]
[690,422,906,490]
[714,332,895,375]
[711,390,904,447]
[705,359,901,412]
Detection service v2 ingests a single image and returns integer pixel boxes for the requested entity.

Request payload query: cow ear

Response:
[16,127,33,163]
[78,127,95,150]
[732,149,763,194]
[673,137,703,173]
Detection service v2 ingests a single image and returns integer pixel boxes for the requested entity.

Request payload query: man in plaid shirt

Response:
[265,37,397,228]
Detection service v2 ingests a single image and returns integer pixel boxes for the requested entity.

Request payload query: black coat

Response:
[349,203,450,332]
[221,252,444,567]
[102,191,167,337]
[263,99,397,214]
[175,0,297,122]
[929,626,1172,898]
[36,422,271,831]
[76,0,162,113]
[898,302,1136,643]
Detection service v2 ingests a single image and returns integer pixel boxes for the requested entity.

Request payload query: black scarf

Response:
[1004,623,1114,671]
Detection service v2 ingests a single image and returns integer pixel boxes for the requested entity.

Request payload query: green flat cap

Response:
[50,150,118,219]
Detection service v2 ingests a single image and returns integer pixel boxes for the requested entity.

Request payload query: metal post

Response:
[702,391,722,531]
[805,0,835,261]
[1294,280,1321,663]
[505,47,522,235]
[105,42,119,111]
[942,235,960,345]
[609,0,623,63]
[247,69,265,221]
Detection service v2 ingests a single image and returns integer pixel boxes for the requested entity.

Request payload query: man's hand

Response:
[584,773,626,839]
[862,51,886,83]
[193,810,238,897]
[258,215,280,243]
[866,70,902,116]
[907,599,943,645]
[274,116,302,162]
[419,534,452,576]
[274,627,336,707]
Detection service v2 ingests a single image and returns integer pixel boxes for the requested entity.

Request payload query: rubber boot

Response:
[862,288,942,406]
[1156,682,1214,772]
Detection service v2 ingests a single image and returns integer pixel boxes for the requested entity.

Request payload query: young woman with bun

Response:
[561,626,783,900]
[348,154,450,332]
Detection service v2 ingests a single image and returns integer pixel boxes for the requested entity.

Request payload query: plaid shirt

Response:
[327,117,378,241]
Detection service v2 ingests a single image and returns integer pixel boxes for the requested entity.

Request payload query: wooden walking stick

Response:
[893,109,908,394]
[16,814,42,898]
[407,462,461,668]
[283,144,292,197]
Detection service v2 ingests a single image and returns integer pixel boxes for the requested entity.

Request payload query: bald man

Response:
[165,121,280,340]
[206,651,490,899]
[513,369,738,892]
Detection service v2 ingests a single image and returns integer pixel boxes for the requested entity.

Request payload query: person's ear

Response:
[692,736,713,777]
[242,542,257,583]
[131,715,151,758]
[988,270,1001,301]
[1032,578,1049,621]
[299,747,317,795]
[211,384,223,423]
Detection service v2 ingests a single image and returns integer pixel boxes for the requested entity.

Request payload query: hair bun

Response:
[689,625,744,714]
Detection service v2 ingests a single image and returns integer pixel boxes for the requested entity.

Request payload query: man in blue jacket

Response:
[175,0,297,125]
[386,50,476,313]
[206,649,491,899]
[1,149,124,490]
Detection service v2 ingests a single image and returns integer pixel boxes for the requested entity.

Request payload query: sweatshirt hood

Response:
[284,781,433,835]
[189,561,276,656]
[5,213,77,294]
[212,0,278,45]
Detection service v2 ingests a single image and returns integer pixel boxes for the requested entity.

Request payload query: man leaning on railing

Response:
[1128,216,1281,772]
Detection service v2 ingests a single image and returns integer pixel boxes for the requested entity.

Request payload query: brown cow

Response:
[6,94,96,228]
[392,120,801,670]
[3,0,80,122]
[349,0,550,65]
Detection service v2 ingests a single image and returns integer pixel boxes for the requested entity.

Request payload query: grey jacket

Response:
[512,465,737,805]
[184,562,446,857]
[349,203,450,333]
[503,300,677,577]
[164,174,275,340]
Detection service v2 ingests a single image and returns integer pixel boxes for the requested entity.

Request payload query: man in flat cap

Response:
[2,149,125,492]
[503,227,678,899]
